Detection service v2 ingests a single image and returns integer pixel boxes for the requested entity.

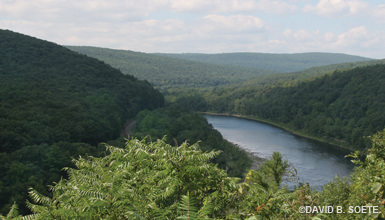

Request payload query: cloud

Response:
[0,0,154,23]
[254,0,298,15]
[278,26,385,58]
[280,29,337,52]
[201,15,266,34]
[0,0,298,26]
[283,29,316,42]
[372,4,385,23]
[137,15,267,52]
[61,18,190,50]
[335,26,375,47]
[303,0,369,17]
[156,0,297,14]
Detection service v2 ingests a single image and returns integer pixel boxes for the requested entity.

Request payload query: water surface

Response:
[205,114,355,189]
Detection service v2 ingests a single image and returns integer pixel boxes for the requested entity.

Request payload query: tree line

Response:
[156,52,372,72]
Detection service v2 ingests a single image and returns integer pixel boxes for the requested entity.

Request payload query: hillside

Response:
[66,46,276,90]
[156,52,373,72]
[226,58,385,89]
[203,64,385,149]
[0,29,164,214]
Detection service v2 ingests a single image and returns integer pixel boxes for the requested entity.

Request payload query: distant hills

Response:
[66,46,276,90]
[155,52,373,72]
[67,46,374,91]
[227,58,385,89]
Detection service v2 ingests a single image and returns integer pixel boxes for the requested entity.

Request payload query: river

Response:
[204,114,355,190]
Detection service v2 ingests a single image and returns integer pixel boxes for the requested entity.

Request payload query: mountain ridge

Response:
[155,52,373,72]
[66,46,277,90]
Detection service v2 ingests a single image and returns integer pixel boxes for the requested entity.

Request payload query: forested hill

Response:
[0,29,164,213]
[156,52,373,72]
[226,58,385,90]
[66,46,276,90]
[205,64,385,149]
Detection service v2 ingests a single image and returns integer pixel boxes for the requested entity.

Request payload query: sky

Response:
[1,0,385,59]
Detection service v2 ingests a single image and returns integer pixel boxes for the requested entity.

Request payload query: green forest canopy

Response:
[66,46,277,90]
[201,64,385,149]
[155,52,372,72]
[0,29,164,214]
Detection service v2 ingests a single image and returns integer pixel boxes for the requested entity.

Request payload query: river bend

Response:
[205,114,355,189]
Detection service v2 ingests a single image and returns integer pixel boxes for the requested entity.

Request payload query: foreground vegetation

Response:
[2,129,385,219]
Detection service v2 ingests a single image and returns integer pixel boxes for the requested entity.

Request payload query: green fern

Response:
[178,193,213,220]
[0,202,23,220]
[178,195,198,219]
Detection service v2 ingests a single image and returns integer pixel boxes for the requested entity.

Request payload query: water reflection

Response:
[204,114,355,190]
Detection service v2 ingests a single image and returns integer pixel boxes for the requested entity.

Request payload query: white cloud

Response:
[201,15,266,34]
[0,0,297,26]
[283,29,314,42]
[278,26,385,58]
[372,4,385,22]
[0,0,153,22]
[283,29,336,44]
[303,0,369,17]
[157,0,298,14]
[254,0,298,15]
[63,18,190,50]
[163,0,214,13]
[335,26,373,47]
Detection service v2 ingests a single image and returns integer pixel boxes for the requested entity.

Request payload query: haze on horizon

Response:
[1,0,385,59]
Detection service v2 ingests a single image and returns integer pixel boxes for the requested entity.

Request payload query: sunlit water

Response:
[204,114,355,190]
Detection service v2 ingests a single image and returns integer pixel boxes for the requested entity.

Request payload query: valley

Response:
[1,29,385,219]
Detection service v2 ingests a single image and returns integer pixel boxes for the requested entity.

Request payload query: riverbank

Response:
[202,112,356,152]
[240,145,267,170]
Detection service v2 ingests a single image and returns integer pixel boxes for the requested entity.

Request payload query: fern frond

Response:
[177,193,199,220]
[25,200,49,218]
[78,189,107,200]
[22,214,40,220]
[105,144,125,153]
[28,188,52,205]
[197,201,213,219]
[5,202,20,219]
